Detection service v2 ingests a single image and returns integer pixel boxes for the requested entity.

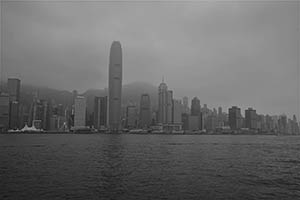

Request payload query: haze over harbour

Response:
[1,1,299,117]
[1,1,300,199]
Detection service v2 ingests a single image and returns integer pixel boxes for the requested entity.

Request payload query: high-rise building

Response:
[278,115,287,134]
[74,96,86,128]
[228,106,242,130]
[158,80,171,124]
[182,96,189,114]
[29,99,49,130]
[108,41,122,131]
[7,78,21,129]
[188,115,200,131]
[7,78,20,102]
[126,105,137,128]
[166,90,173,123]
[217,106,223,127]
[191,97,200,116]
[139,94,151,128]
[218,107,222,116]
[172,99,182,124]
[158,81,167,123]
[245,108,257,130]
[0,93,9,130]
[207,114,217,131]
[292,115,299,134]
[94,96,107,130]
[9,101,19,129]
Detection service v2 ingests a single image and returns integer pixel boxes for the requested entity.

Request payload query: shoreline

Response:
[0,131,297,136]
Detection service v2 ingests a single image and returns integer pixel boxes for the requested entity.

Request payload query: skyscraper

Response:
[9,101,19,129]
[0,93,9,130]
[245,108,257,130]
[108,41,122,131]
[278,115,287,134]
[139,94,151,128]
[7,78,21,129]
[94,96,107,130]
[172,99,182,124]
[191,97,200,116]
[182,96,189,114]
[158,81,168,124]
[228,106,242,130]
[190,97,202,130]
[126,105,138,129]
[7,78,20,102]
[74,96,86,128]
[158,80,173,124]
[166,90,173,123]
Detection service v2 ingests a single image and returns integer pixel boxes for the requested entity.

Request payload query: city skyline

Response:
[1,1,299,118]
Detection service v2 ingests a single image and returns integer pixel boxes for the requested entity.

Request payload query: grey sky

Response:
[1,1,299,118]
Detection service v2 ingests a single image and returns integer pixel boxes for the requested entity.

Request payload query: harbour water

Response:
[1,134,300,199]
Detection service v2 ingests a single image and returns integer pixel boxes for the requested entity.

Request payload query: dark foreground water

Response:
[0,134,300,200]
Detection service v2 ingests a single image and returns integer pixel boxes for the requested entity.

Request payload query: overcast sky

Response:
[1,1,299,118]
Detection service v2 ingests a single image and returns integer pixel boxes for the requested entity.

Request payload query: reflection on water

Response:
[0,134,300,199]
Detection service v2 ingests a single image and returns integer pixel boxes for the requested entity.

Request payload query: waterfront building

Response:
[29,99,49,130]
[74,96,86,128]
[257,114,267,131]
[191,97,200,116]
[139,94,151,128]
[19,104,30,128]
[278,115,287,134]
[217,106,224,127]
[181,113,189,130]
[7,78,21,129]
[228,106,242,130]
[9,101,19,129]
[265,115,274,132]
[292,115,299,134]
[158,80,173,124]
[7,78,20,102]
[188,115,200,131]
[49,115,67,131]
[0,93,9,130]
[172,99,183,124]
[108,41,122,131]
[218,107,222,116]
[182,96,189,114]
[245,108,257,130]
[126,105,138,129]
[94,96,107,130]
[207,113,218,131]
[166,90,173,123]
[32,120,42,129]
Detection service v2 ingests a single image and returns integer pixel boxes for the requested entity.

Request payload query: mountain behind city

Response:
[17,81,158,113]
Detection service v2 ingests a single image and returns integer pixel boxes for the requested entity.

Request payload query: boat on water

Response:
[129,129,148,134]
[70,126,93,134]
[9,124,44,133]
[152,130,164,134]
[171,130,184,134]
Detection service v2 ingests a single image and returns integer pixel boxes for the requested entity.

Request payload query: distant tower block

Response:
[108,41,123,131]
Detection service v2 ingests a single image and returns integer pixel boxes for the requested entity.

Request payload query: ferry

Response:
[129,129,148,134]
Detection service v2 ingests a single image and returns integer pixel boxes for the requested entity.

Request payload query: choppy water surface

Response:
[1,134,300,199]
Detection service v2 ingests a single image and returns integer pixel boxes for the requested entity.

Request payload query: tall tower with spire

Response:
[158,78,173,124]
[108,41,123,131]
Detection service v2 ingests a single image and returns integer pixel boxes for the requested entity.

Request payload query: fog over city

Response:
[1,1,299,117]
